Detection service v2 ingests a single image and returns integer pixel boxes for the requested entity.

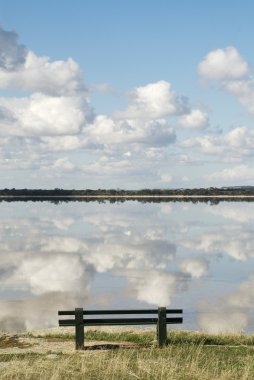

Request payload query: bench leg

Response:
[157,307,167,347]
[75,308,84,350]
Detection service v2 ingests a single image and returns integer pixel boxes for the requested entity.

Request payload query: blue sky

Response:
[0,0,254,188]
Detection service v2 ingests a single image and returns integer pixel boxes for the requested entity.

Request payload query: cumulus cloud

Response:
[1,198,254,332]
[0,51,85,96]
[0,26,92,140]
[10,253,91,295]
[179,258,209,278]
[225,78,254,114]
[160,174,173,183]
[0,105,16,122]
[3,25,254,189]
[0,26,194,183]
[178,109,209,129]
[208,204,254,223]
[88,115,176,147]
[115,80,188,119]
[198,46,254,117]
[198,47,249,80]
[180,126,254,161]
[198,274,254,333]
[181,226,254,262]
[52,217,75,230]
[0,94,90,136]
[227,275,254,309]
[51,157,75,171]
[126,270,186,305]
[0,292,88,331]
[198,307,248,333]
[0,202,191,329]
[207,164,254,184]
[0,26,27,70]
[0,30,85,96]
[1,26,221,186]
[39,135,89,151]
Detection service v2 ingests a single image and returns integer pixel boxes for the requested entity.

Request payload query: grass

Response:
[1,329,254,379]
[0,345,254,379]
[25,327,254,346]
[0,335,34,349]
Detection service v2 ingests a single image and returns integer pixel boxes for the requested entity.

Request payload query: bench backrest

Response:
[58,307,183,349]
[58,308,183,326]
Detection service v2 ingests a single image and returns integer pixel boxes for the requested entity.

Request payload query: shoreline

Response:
[1,195,254,199]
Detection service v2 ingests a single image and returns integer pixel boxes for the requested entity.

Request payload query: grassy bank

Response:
[26,327,254,346]
[1,329,254,379]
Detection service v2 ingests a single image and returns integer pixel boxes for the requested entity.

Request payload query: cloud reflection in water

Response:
[0,201,253,333]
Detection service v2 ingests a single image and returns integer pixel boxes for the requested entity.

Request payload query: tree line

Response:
[1,187,254,197]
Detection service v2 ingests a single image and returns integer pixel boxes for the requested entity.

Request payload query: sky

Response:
[0,0,254,189]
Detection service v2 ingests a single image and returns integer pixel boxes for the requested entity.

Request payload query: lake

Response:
[0,199,253,333]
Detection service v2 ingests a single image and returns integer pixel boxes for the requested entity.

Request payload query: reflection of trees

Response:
[1,197,254,205]
[1,187,254,197]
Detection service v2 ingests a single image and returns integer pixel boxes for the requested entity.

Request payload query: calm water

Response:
[0,200,254,333]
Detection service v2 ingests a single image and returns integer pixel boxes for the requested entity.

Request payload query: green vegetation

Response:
[1,186,254,197]
[1,186,254,204]
[26,328,254,346]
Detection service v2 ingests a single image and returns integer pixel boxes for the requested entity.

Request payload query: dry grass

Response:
[0,335,34,349]
[0,345,254,379]
[24,327,254,346]
[0,329,254,379]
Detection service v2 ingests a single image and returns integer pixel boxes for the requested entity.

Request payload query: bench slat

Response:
[59,317,183,326]
[58,309,182,316]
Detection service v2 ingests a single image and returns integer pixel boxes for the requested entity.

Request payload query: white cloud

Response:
[39,135,88,151]
[127,270,183,305]
[51,157,75,171]
[0,26,92,140]
[0,292,87,331]
[209,204,254,223]
[1,200,254,332]
[179,258,208,278]
[198,274,254,333]
[52,217,75,230]
[0,26,218,187]
[228,275,254,309]
[0,51,85,96]
[0,105,16,122]
[207,164,254,184]
[198,47,249,80]
[181,176,189,182]
[180,126,254,160]
[178,109,209,129]
[3,26,254,188]
[88,115,176,147]
[114,80,188,119]
[160,174,172,183]
[225,78,254,114]
[198,307,248,333]
[0,26,27,70]
[40,236,88,253]
[12,253,87,294]
[181,226,254,262]
[198,46,254,117]
[0,93,89,136]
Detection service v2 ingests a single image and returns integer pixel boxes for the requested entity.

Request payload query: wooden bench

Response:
[58,307,183,349]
